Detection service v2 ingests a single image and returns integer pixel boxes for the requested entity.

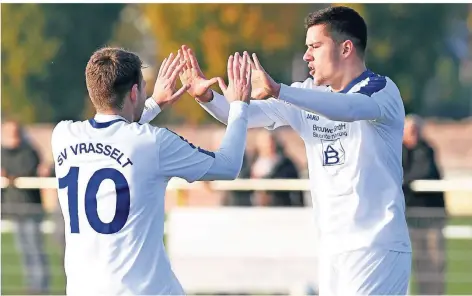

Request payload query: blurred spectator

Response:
[250,131,303,207]
[1,120,50,294]
[211,130,253,206]
[402,114,446,295]
[48,166,66,268]
[221,154,253,206]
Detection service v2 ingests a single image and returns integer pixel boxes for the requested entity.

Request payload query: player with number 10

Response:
[51,47,252,295]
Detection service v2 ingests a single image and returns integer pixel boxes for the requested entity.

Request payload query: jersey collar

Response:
[89,114,129,129]
[339,69,373,94]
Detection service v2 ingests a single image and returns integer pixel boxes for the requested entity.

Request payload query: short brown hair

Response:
[85,47,143,111]
[305,6,367,56]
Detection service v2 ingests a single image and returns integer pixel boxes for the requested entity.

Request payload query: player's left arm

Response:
[156,101,249,183]
[248,52,398,122]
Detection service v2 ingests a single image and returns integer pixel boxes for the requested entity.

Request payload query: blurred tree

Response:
[141,3,323,124]
[1,4,59,123]
[39,4,125,122]
[1,4,125,123]
[469,4,472,31]
[335,3,466,115]
[108,5,162,120]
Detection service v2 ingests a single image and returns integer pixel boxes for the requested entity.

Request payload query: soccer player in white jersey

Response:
[178,6,412,296]
[51,47,252,295]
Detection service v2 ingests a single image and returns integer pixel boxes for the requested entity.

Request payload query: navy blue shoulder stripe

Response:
[165,128,215,158]
[339,69,387,97]
[340,70,371,94]
[88,118,126,129]
[355,75,387,97]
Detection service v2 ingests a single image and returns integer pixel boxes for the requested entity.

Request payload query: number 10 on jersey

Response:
[58,167,131,234]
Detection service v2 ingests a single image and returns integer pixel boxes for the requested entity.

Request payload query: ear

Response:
[341,40,354,58]
[130,84,139,103]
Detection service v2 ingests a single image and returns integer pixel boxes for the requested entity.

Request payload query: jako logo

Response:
[306,113,319,121]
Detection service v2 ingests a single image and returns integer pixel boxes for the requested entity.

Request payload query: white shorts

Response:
[318,248,412,296]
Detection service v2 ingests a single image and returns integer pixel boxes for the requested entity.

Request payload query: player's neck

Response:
[330,62,367,93]
[96,109,133,123]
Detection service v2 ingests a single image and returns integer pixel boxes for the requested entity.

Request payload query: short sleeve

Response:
[156,128,215,183]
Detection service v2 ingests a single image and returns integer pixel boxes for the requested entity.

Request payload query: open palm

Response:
[180,67,212,98]
[250,68,275,100]
[179,45,218,99]
[151,52,189,110]
[238,52,277,100]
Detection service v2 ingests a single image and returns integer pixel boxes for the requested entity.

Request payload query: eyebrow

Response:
[306,41,322,47]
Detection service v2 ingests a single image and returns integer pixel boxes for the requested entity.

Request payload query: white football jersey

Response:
[201,70,411,255]
[51,101,248,295]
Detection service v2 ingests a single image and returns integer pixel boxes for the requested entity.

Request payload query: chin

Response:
[312,76,324,86]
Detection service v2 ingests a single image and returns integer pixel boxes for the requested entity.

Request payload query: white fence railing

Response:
[1,176,471,294]
[2,177,472,192]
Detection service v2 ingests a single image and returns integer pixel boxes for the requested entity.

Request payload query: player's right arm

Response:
[158,51,252,182]
[179,45,298,130]
[198,91,283,129]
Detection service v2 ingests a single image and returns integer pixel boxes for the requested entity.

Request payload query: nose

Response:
[303,48,313,62]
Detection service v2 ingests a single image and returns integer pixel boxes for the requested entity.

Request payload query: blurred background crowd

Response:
[1,3,472,295]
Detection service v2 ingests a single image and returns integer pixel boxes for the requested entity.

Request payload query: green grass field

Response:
[2,222,472,295]
[1,232,66,295]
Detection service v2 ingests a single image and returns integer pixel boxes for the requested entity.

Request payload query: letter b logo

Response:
[321,139,345,166]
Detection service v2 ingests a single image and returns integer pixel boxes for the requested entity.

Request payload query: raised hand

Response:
[152,51,190,110]
[217,52,252,104]
[238,52,279,100]
[179,45,219,102]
